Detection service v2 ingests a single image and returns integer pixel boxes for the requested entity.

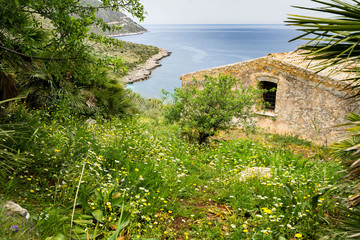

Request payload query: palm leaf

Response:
[289,2,360,237]
[287,0,360,86]
[331,113,360,207]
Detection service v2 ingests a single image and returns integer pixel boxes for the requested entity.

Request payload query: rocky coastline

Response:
[107,30,147,37]
[123,48,171,84]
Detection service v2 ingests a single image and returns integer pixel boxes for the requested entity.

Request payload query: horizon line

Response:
[138,23,288,25]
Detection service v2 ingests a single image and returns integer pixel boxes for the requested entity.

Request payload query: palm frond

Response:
[331,113,360,207]
[337,206,360,238]
[287,0,360,86]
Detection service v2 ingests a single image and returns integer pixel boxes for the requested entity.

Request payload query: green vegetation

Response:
[0,72,351,240]
[163,75,262,144]
[0,102,349,239]
[0,0,358,239]
[92,40,159,79]
[287,0,360,238]
[0,69,350,239]
[0,0,146,116]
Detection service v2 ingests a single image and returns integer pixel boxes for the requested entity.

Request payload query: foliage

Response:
[0,0,146,116]
[265,134,313,148]
[0,112,346,239]
[92,39,159,78]
[0,99,29,183]
[0,123,22,182]
[337,206,360,239]
[287,0,360,237]
[331,113,360,207]
[126,90,163,118]
[287,0,360,94]
[0,1,354,238]
[163,74,262,144]
[0,210,36,239]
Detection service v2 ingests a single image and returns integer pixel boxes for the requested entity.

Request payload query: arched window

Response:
[259,81,277,111]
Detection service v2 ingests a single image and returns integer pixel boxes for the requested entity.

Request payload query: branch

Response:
[0,45,77,61]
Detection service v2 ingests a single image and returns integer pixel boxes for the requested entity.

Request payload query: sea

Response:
[116,24,302,99]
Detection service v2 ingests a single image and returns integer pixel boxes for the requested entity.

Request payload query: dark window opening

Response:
[260,81,277,111]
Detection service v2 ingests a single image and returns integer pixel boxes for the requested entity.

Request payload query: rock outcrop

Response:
[84,0,147,36]
[3,200,31,221]
[238,167,271,181]
[124,48,171,84]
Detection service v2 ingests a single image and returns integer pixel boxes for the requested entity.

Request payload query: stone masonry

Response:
[180,52,359,144]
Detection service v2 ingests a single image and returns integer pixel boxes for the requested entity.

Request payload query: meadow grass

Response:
[0,111,349,239]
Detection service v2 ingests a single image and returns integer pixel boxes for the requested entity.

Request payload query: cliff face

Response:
[83,0,147,36]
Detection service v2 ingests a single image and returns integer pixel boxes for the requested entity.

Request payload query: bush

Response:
[163,74,262,144]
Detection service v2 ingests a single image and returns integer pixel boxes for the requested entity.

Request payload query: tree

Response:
[0,0,145,114]
[287,0,360,237]
[163,74,262,144]
[0,0,145,62]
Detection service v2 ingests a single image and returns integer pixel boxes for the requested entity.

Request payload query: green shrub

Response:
[163,74,262,144]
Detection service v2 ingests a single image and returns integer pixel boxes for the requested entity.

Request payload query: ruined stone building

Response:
[180,52,359,144]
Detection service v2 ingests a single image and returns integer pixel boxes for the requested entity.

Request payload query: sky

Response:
[135,0,322,24]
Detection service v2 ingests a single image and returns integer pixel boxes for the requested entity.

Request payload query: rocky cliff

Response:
[83,0,147,36]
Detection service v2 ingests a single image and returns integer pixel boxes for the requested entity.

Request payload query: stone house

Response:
[180,52,359,144]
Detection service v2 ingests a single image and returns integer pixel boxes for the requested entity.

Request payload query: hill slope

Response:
[84,0,147,36]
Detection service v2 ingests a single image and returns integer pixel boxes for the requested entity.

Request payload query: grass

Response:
[218,128,332,162]
[3,3,351,239]
[0,107,349,239]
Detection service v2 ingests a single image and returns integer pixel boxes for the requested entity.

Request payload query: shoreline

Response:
[108,30,147,37]
[123,48,171,84]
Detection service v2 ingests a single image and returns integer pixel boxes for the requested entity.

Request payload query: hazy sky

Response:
[136,0,322,24]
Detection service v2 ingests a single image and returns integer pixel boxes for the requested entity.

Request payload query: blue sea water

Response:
[116,24,302,98]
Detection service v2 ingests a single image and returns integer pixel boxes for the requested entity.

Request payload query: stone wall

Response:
[180,56,358,144]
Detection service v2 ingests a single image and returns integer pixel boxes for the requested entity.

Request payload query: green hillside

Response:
[1,0,358,239]
[36,0,157,76]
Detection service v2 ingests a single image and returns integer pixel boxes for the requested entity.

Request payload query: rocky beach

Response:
[123,48,171,84]
[107,30,147,37]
